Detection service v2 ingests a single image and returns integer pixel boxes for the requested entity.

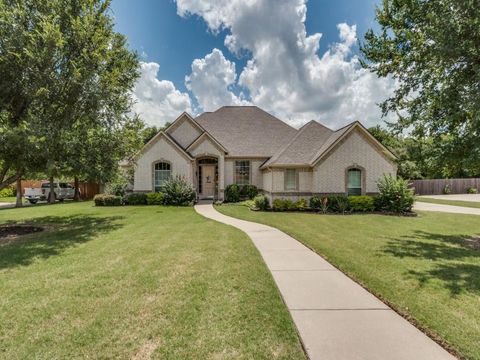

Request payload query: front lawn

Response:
[417,196,480,209]
[216,205,480,360]
[0,196,16,203]
[0,202,305,359]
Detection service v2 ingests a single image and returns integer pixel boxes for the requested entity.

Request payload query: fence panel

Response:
[410,178,480,195]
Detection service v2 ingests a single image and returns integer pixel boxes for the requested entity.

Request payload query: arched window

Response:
[154,162,171,192]
[347,168,362,195]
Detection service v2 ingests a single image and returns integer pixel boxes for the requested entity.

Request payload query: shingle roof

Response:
[195,106,297,157]
[263,120,334,166]
[262,121,356,168]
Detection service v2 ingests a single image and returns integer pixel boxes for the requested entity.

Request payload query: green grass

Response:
[216,205,480,360]
[0,196,16,203]
[417,196,480,209]
[0,202,305,359]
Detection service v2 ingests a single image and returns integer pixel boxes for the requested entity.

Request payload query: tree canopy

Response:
[361,0,480,178]
[0,0,142,197]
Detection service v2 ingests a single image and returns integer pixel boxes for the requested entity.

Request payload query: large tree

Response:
[0,0,140,204]
[361,0,480,178]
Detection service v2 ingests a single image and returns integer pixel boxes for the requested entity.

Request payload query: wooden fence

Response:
[21,180,101,199]
[410,178,480,195]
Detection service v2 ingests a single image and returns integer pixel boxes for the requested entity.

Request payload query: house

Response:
[133,106,396,201]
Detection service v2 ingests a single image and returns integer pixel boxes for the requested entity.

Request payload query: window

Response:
[285,169,296,190]
[347,168,362,195]
[154,162,171,192]
[235,160,250,185]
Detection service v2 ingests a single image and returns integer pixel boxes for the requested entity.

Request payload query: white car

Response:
[24,182,76,204]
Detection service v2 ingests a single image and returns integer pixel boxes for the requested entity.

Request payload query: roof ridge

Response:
[263,121,315,167]
[308,121,357,164]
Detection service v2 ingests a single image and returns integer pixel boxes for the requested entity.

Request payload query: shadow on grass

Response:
[0,215,124,270]
[382,230,480,296]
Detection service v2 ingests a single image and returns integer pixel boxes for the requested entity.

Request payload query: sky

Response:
[111,0,394,129]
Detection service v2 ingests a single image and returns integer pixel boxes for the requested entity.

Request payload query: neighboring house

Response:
[133,106,396,201]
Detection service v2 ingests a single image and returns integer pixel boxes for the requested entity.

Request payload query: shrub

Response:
[272,198,295,211]
[254,195,269,210]
[94,194,122,206]
[443,184,451,194]
[294,198,308,210]
[241,185,258,199]
[319,197,329,214]
[348,195,375,212]
[323,195,349,213]
[309,196,321,210]
[466,187,478,194]
[162,176,196,206]
[146,192,165,205]
[225,184,240,203]
[124,192,147,205]
[376,174,415,213]
[105,180,128,197]
[0,186,15,198]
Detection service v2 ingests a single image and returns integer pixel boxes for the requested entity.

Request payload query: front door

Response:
[202,165,215,198]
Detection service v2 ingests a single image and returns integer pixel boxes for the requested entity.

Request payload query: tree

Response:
[361,0,480,177]
[0,0,140,204]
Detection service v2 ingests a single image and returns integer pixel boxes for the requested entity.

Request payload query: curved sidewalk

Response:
[194,203,455,360]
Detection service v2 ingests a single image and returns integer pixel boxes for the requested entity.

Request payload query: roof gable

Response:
[186,132,228,154]
[136,131,194,161]
[262,120,333,167]
[165,112,205,149]
[311,122,396,166]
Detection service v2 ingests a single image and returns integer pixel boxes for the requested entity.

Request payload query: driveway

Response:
[195,203,455,360]
[420,194,480,202]
[414,201,480,216]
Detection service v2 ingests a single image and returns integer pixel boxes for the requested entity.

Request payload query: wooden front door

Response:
[202,165,215,198]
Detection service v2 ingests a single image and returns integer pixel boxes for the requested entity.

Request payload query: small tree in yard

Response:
[376,175,415,213]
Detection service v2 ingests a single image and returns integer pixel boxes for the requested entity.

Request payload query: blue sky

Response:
[110,0,392,129]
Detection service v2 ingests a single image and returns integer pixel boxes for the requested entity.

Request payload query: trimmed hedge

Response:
[225,184,240,203]
[124,192,147,205]
[146,192,165,205]
[348,195,375,212]
[94,194,122,206]
[253,195,269,210]
[241,185,258,200]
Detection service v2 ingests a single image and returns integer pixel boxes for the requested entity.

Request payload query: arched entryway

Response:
[196,157,219,199]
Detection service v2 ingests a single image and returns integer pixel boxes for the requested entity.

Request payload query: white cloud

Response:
[133,62,192,126]
[177,0,396,128]
[185,48,249,111]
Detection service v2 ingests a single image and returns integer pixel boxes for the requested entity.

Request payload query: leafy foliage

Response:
[94,194,122,206]
[225,184,240,203]
[124,192,147,205]
[146,192,165,205]
[376,174,415,213]
[272,199,295,212]
[0,186,15,198]
[294,198,308,210]
[253,195,269,211]
[162,176,196,206]
[361,0,480,178]
[348,196,375,212]
[240,185,258,200]
[466,187,478,194]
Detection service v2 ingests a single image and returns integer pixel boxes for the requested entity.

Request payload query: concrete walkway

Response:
[420,194,480,202]
[414,201,480,215]
[194,203,456,360]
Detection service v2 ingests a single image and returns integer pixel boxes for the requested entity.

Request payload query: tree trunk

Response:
[15,178,23,208]
[73,176,81,201]
[49,176,55,204]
